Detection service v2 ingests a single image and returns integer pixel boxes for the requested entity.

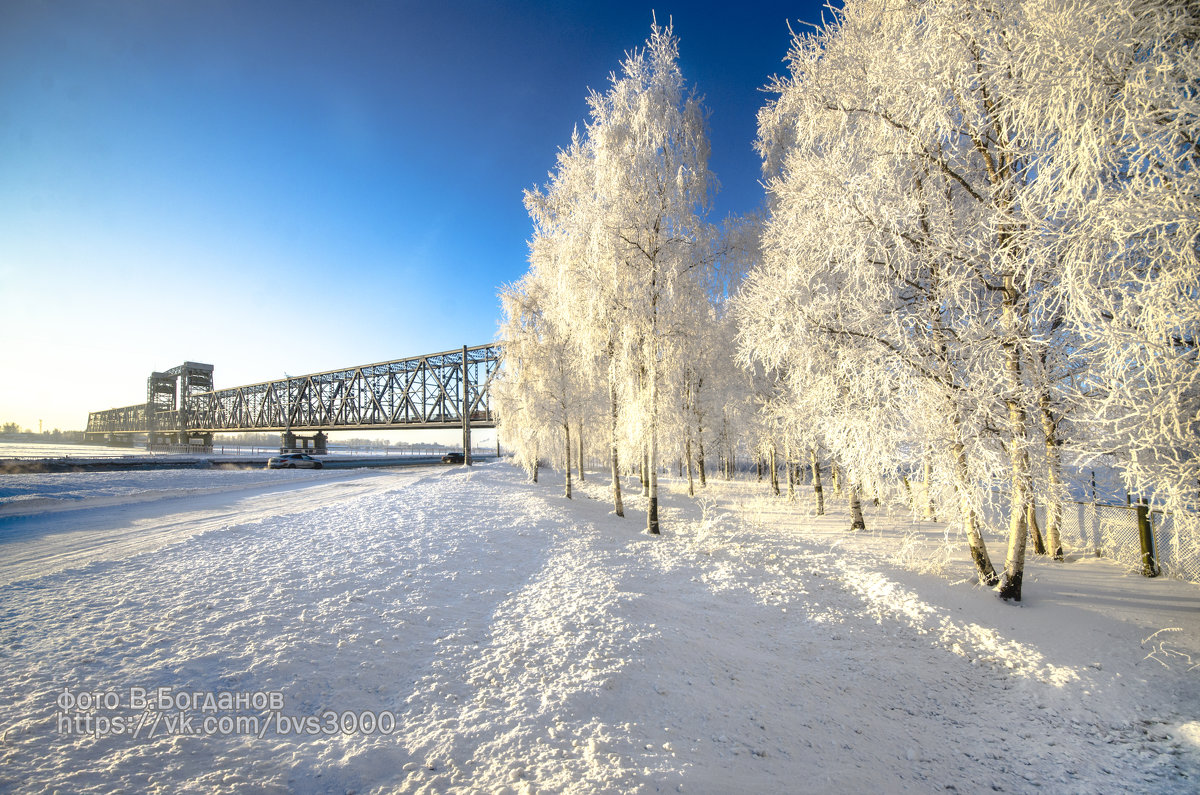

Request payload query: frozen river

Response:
[0,441,160,459]
[0,440,459,461]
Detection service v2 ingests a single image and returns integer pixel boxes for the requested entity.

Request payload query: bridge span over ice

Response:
[85,344,500,459]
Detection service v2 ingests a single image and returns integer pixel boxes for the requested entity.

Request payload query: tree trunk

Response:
[1028,501,1046,555]
[810,448,825,516]
[647,367,660,536]
[686,434,695,497]
[832,463,842,496]
[769,443,780,496]
[697,438,707,487]
[923,456,937,521]
[998,276,1032,602]
[1038,392,1065,560]
[786,440,795,502]
[756,457,763,481]
[563,422,572,500]
[953,442,998,586]
[642,448,650,497]
[609,367,624,518]
[577,421,584,482]
[849,485,866,532]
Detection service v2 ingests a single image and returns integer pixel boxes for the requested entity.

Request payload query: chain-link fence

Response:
[1044,502,1198,583]
[978,497,1199,584]
[1149,510,1200,584]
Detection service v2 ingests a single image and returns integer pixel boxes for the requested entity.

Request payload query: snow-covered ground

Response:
[1,462,1198,793]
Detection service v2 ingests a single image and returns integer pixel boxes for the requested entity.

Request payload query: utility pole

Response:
[462,345,472,466]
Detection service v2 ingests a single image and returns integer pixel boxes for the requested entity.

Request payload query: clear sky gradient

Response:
[0,0,833,433]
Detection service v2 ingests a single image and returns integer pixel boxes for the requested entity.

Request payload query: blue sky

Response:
[0,0,833,433]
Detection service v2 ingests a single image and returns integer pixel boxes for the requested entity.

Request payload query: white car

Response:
[267,453,323,469]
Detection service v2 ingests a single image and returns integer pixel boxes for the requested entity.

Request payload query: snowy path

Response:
[1,462,1198,793]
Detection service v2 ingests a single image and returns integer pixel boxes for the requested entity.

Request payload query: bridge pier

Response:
[280,431,328,455]
[147,431,213,454]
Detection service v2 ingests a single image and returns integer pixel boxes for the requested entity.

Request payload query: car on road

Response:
[267,453,324,469]
[441,452,465,464]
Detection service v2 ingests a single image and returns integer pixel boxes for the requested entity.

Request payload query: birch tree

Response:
[523,130,630,515]
[744,0,1197,597]
[585,19,716,534]
[1015,0,1199,527]
[496,274,584,498]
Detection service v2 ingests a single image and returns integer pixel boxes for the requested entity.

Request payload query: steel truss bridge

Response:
[85,344,500,456]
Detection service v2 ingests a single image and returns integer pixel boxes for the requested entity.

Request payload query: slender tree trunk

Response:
[769,443,780,496]
[642,448,650,497]
[928,248,999,582]
[563,423,572,499]
[786,440,795,502]
[998,276,1032,602]
[1038,393,1065,560]
[809,449,825,516]
[609,365,624,518]
[577,421,584,482]
[647,366,660,536]
[692,379,707,489]
[686,434,695,497]
[923,456,937,521]
[1028,501,1046,555]
[952,442,998,585]
[832,463,842,495]
[849,484,866,531]
[756,457,763,481]
[532,449,539,483]
[720,416,731,481]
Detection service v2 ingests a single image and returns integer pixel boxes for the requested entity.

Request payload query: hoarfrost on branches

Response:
[497,1,1198,596]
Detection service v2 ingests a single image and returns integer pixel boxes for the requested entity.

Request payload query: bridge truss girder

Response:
[86,403,149,435]
[85,344,499,437]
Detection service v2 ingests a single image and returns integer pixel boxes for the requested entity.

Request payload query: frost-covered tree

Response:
[743,0,1013,582]
[744,0,1197,598]
[496,274,585,498]
[1014,0,1199,527]
[522,130,627,513]
[500,19,718,536]
[581,19,717,534]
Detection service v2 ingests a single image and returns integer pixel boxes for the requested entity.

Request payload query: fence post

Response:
[1136,501,1160,577]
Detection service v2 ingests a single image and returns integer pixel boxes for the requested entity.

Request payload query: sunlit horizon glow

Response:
[0,0,826,432]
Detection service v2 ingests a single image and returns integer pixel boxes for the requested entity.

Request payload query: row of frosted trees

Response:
[494,21,748,535]
[495,2,1198,602]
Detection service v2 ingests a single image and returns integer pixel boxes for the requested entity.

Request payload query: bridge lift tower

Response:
[147,362,214,447]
